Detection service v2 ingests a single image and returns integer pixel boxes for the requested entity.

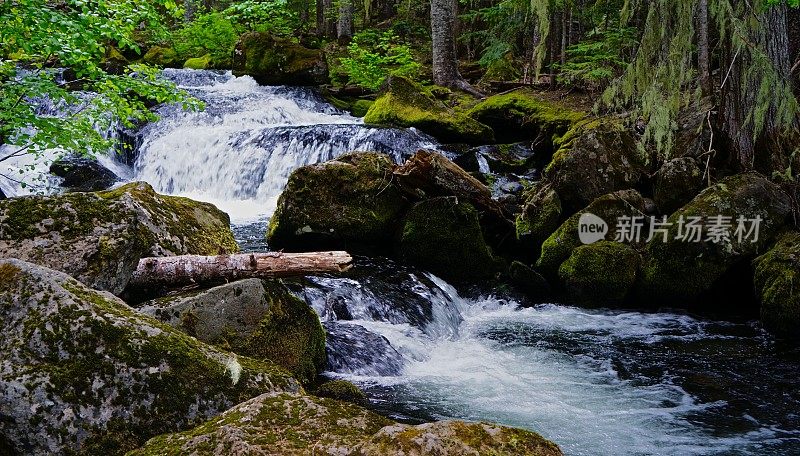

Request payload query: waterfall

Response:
[132,69,438,222]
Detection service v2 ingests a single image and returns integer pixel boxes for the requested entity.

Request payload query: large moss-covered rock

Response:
[753,231,800,339]
[558,241,641,306]
[141,278,326,384]
[313,379,367,405]
[0,182,238,294]
[268,152,408,253]
[183,53,212,70]
[143,46,179,67]
[639,172,791,306]
[544,119,646,213]
[233,32,328,86]
[468,89,585,144]
[0,259,298,456]
[654,157,704,214]
[130,392,562,455]
[364,75,494,144]
[397,196,501,282]
[536,189,647,280]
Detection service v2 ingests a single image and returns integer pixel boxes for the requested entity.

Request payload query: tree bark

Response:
[322,0,336,38]
[127,252,353,290]
[697,0,712,96]
[431,0,471,91]
[338,0,354,43]
[719,1,793,171]
[316,0,324,35]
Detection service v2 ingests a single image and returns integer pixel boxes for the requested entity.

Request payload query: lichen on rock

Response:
[0,182,238,294]
[0,259,298,455]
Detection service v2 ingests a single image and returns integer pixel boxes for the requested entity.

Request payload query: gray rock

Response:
[0,259,298,455]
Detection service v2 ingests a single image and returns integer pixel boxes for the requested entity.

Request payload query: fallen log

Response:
[127,251,353,290]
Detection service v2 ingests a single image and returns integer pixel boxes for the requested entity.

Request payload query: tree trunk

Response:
[338,0,354,43]
[697,0,712,96]
[719,1,793,171]
[431,0,466,89]
[316,0,324,35]
[127,252,353,290]
[323,0,336,38]
[184,0,196,23]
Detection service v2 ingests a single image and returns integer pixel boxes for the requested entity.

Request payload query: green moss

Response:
[364,75,494,144]
[230,280,326,385]
[516,185,563,259]
[469,89,585,143]
[397,196,502,282]
[313,380,366,404]
[184,54,212,69]
[143,46,179,67]
[558,241,640,306]
[232,32,328,86]
[0,263,21,291]
[754,231,800,338]
[351,99,374,117]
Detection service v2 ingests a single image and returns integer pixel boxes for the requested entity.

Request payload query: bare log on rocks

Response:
[127,251,353,289]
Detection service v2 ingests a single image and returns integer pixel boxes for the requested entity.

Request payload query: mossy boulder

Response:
[130,392,562,455]
[351,99,374,117]
[558,241,641,306]
[516,184,563,260]
[468,89,585,144]
[314,379,367,405]
[143,46,180,68]
[233,32,329,86]
[654,157,704,214]
[536,189,647,280]
[0,259,298,456]
[184,53,212,70]
[0,182,238,294]
[364,75,494,144]
[397,196,502,282]
[639,172,791,307]
[141,278,326,385]
[509,260,554,302]
[268,152,408,253]
[101,46,128,75]
[753,231,800,339]
[544,119,646,213]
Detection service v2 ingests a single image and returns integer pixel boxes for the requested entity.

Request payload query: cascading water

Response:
[132,69,438,222]
[300,259,800,456]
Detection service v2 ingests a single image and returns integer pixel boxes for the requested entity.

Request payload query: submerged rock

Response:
[0,182,238,294]
[364,75,494,144]
[0,259,298,455]
[233,32,329,86]
[544,119,646,213]
[323,321,405,376]
[754,231,800,339]
[654,157,704,214]
[141,278,326,384]
[397,196,502,282]
[558,241,641,306]
[268,152,408,253]
[49,155,119,192]
[536,189,647,280]
[129,392,562,455]
[639,172,791,308]
[468,89,585,144]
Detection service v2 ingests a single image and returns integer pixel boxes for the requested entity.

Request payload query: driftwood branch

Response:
[127,251,353,290]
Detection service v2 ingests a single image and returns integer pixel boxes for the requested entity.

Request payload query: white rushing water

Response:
[133,69,438,222]
[306,267,800,456]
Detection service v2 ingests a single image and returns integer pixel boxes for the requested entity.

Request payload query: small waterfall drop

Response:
[132,69,438,222]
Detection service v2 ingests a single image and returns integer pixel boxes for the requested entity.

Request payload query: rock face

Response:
[364,75,494,144]
[268,152,408,253]
[754,231,800,339]
[398,196,501,282]
[654,157,704,214]
[558,241,641,306]
[0,259,298,456]
[140,279,326,384]
[129,392,562,456]
[468,89,585,144]
[49,156,119,192]
[639,172,791,306]
[0,182,239,294]
[233,32,328,86]
[536,189,647,280]
[516,184,563,260]
[544,120,646,213]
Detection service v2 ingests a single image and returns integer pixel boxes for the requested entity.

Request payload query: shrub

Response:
[173,12,239,67]
[339,30,421,91]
